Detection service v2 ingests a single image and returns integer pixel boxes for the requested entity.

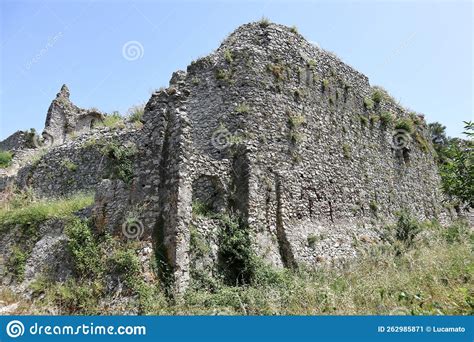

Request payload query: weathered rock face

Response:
[0,22,451,293]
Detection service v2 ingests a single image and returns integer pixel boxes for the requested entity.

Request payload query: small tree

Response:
[395,210,421,247]
[439,121,473,209]
[428,122,448,163]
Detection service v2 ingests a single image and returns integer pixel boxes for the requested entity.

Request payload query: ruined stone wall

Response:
[0,131,29,152]
[0,21,449,293]
[178,22,446,268]
[10,127,139,198]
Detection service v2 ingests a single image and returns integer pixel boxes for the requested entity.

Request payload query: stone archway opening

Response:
[192,175,226,215]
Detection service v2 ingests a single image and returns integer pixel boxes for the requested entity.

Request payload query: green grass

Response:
[2,188,471,316]
[0,192,95,284]
[0,150,13,168]
[175,219,473,315]
[0,193,94,229]
[127,104,145,123]
[95,111,125,129]
[4,215,472,315]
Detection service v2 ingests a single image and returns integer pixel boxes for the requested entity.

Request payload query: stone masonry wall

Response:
[0,21,449,293]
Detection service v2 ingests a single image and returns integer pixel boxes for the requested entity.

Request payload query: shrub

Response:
[61,159,77,172]
[291,150,302,163]
[395,210,421,247]
[218,214,256,285]
[215,69,230,82]
[25,128,37,148]
[259,17,270,28]
[101,141,138,184]
[380,111,394,127]
[290,26,298,34]
[65,218,103,278]
[307,60,317,70]
[288,113,306,129]
[439,122,474,207]
[236,103,250,114]
[0,150,13,168]
[7,245,28,281]
[190,226,211,256]
[359,115,368,126]
[342,144,351,159]
[371,89,384,104]
[109,246,141,285]
[414,131,430,152]
[369,115,379,126]
[363,97,374,110]
[409,112,422,126]
[289,131,305,144]
[267,63,285,81]
[395,118,415,134]
[224,49,233,63]
[294,88,304,99]
[47,278,103,314]
[442,221,470,244]
[322,79,329,92]
[369,201,378,215]
[192,201,213,218]
[307,234,318,247]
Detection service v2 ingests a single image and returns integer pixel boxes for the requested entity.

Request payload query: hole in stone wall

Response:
[402,147,410,164]
[192,175,226,215]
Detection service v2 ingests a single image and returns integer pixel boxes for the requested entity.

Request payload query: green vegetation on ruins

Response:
[1,193,472,315]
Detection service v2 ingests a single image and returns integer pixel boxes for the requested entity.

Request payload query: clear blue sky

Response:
[1,0,472,140]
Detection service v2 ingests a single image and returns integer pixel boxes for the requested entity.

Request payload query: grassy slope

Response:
[0,192,472,315]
